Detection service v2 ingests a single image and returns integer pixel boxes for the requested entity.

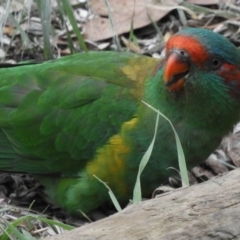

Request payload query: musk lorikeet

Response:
[0,28,240,216]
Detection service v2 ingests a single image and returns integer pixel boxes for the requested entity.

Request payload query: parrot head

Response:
[160,28,240,132]
[164,28,240,94]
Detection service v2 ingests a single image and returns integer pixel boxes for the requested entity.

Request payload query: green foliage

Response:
[60,0,88,52]
[94,175,122,212]
[132,108,160,203]
[143,101,189,187]
[0,213,74,240]
[36,0,53,59]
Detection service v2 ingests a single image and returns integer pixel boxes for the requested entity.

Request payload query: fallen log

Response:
[46,168,240,240]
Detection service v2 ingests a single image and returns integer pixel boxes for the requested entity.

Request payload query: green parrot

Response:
[0,28,240,216]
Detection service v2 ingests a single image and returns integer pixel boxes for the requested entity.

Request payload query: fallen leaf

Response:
[83,0,183,41]
[205,152,229,174]
[186,0,219,4]
[225,132,240,168]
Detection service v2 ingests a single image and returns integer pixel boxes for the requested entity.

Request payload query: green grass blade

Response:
[35,217,74,230]
[61,0,88,52]
[0,0,11,47]
[0,214,74,239]
[103,0,121,51]
[56,0,76,54]
[217,159,237,169]
[128,0,136,42]
[35,0,53,59]
[94,175,122,212]
[1,218,28,240]
[0,223,13,240]
[132,112,159,203]
[146,9,163,40]
[177,9,187,26]
[20,229,36,240]
[8,13,31,47]
[78,210,92,222]
[142,101,189,187]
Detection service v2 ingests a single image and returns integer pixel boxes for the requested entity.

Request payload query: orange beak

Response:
[164,50,190,92]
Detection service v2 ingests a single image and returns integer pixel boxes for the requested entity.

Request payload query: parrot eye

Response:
[180,50,187,57]
[211,57,222,69]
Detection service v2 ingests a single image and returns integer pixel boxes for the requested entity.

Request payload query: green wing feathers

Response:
[0,52,158,175]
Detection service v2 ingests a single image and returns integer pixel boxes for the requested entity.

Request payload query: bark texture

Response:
[46,169,240,240]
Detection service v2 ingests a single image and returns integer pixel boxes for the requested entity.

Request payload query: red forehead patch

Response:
[166,35,209,64]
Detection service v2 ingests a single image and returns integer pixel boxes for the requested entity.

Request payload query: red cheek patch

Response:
[218,63,240,97]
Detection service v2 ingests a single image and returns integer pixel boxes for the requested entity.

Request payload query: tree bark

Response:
[46,169,240,240]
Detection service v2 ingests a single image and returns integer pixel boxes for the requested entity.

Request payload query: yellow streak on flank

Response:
[86,118,138,197]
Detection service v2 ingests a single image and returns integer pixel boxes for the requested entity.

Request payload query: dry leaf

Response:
[226,132,240,167]
[191,165,215,181]
[83,0,182,41]
[186,0,219,4]
[205,152,229,174]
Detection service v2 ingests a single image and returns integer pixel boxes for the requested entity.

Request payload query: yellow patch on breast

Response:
[86,118,138,197]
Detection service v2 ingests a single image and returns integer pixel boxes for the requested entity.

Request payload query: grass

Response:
[36,0,53,59]
[132,106,159,203]
[143,102,189,187]
[0,210,74,239]
[96,102,189,210]
[60,0,88,52]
